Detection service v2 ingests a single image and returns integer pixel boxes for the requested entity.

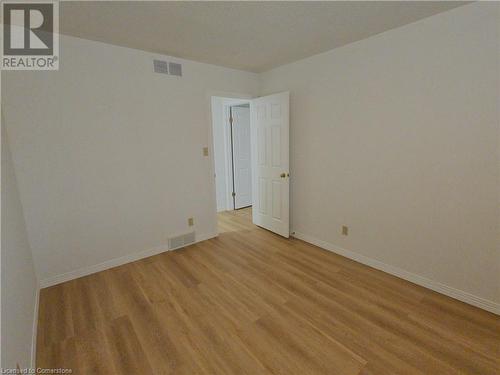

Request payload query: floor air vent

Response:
[168,232,195,250]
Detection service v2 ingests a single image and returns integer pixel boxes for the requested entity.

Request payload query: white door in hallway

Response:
[251,92,290,238]
[231,105,252,209]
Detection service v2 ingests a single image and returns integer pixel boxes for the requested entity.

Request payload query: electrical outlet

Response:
[188,217,194,226]
[203,147,209,156]
[341,225,348,236]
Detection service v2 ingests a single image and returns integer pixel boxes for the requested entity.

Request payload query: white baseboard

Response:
[30,285,40,368]
[292,231,500,316]
[39,231,217,288]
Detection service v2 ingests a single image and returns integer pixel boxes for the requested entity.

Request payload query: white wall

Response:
[260,3,500,308]
[1,122,38,369]
[2,35,259,285]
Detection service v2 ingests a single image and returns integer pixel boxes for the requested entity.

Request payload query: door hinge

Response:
[229,116,233,125]
[232,192,236,197]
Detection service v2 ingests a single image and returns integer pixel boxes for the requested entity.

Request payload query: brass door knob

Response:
[280,173,286,178]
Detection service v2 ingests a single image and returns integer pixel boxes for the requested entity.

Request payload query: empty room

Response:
[1,1,499,374]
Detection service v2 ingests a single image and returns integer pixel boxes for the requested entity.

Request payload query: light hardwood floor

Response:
[37,207,499,374]
[217,206,255,233]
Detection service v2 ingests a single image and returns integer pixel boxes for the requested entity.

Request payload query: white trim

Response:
[224,104,234,211]
[30,285,40,368]
[39,232,217,288]
[292,231,500,316]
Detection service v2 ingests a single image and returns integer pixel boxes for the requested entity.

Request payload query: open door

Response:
[250,92,289,238]
[231,105,252,209]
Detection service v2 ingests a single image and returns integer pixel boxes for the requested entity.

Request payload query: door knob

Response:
[280,172,287,178]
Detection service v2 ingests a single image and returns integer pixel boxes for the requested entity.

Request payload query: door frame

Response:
[207,91,254,235]
[228,106,236,210]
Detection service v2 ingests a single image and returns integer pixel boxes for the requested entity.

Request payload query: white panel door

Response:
[250,92,289,237]
[231,106,252,209]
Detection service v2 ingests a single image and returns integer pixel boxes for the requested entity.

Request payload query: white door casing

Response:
[231,105,252,209]
[251,92,290,237]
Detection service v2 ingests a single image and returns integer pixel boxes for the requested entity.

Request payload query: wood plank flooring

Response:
[37,207,500,374]
[217,206,255,233]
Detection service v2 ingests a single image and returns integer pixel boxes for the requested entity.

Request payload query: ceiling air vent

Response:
[153,59,168,74]
[168,62,182,76]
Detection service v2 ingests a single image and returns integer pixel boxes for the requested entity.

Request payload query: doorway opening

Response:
[211,96,253,233]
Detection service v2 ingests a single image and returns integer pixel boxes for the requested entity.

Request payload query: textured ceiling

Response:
[60,1,467,72]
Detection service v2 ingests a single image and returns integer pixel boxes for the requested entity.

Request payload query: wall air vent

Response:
[153,59,168,74]
[168,62,182,76]
[168,231,195,250]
